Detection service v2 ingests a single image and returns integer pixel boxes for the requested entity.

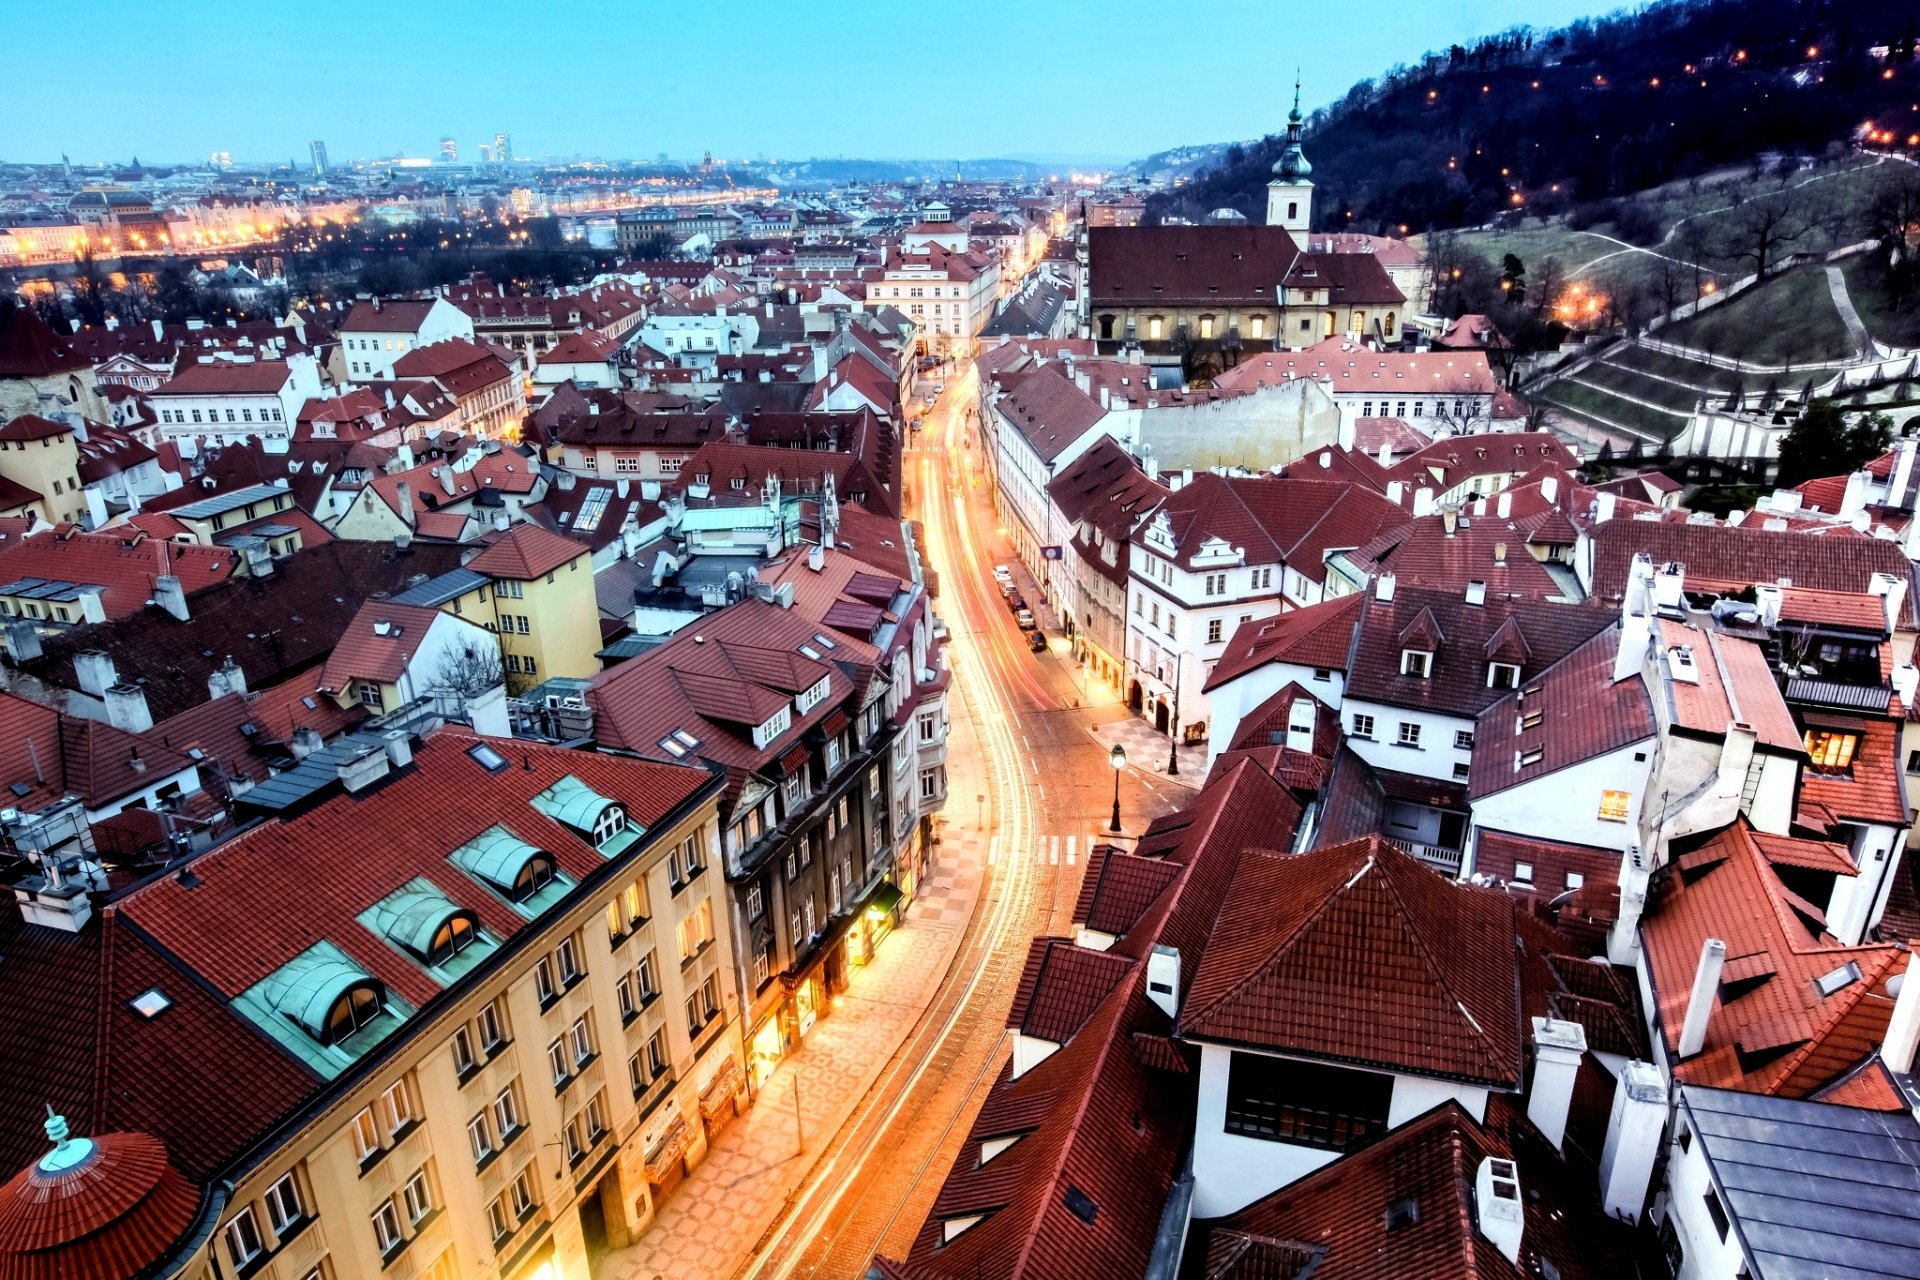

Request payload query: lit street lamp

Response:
[1109,743,1126,834]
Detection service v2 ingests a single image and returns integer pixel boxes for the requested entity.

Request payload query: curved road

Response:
[731,365,1173,1280]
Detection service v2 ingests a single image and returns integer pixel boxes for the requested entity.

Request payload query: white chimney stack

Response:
[1465,580,1487,607]
[1882,962,1920,1075]
[104,683,153,735]
[1496,490,1512,519]
[1676,937,1726,1059]
[1527,1017,1587,1152]
[1598,1061,1667,1221]
[1374,572,1396,602]
[1412,487,1436,517]
[1145,945,1179,1018]
[1540,475,1560,506]
[1473,1158,1524,1265]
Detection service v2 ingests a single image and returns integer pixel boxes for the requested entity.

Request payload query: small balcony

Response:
[1386,838,1463,878]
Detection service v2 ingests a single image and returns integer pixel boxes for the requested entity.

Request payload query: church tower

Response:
[1265,79,1314,234]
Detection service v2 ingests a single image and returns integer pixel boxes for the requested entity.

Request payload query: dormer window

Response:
[1804,729,1858,774]
[511,854,557,901]
[1401,650,1432,679]
[592,805,629,849]
[325,983,386,1046]
[1487,662,1520,689]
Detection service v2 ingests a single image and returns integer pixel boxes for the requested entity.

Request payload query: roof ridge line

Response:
[1375,852,1518,1080]
[1183,839,1359,1029]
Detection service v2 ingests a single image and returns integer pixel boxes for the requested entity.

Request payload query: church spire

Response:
[1273,72,1312,180]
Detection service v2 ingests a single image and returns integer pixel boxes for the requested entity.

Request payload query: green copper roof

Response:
[234,939,412,1078]
[449,824,572,917]
[531,775,643,856]
[357,877,497,985]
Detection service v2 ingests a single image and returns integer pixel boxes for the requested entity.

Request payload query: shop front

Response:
[699,1054,743,1140]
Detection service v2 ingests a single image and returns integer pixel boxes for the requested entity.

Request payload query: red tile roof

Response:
[1471,830,1624,899]
[463,521,584,580]
[1216,340,1493,398]
[0,528,235,618]
[318,601,448,689]
[1008,937,1138,1044]
[338,299,443,332]
[152,671,365,786]
[149,360,293,397]
[1641,820,1911,1104]
[0,414,75,443]
[1204,594,1363,692]
[1798,714,1910,828]
[0,1128,203,1280]
[1776,585,1890,631]
[1346,585,1613,722]
[1189,1098,1631,1280]
[1653,619,1802,753]
[1347,515,1570,601]
[1143,473,1410,583]
[390,338,515,398]
[1181,836,1525,1088]
[0,309,90,378]
[1589,520,1920,630]
[1470,627,1655,798]
[114,730,712,1012]
[0,693,193,811]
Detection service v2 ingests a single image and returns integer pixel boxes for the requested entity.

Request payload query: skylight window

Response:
[673,729,700,749]
[1815,961,1863,997]
[659,736,689,758]
[468,742,511,773]
[130,988,172,1019]
[812,633,837,650]
[799,644,821,660]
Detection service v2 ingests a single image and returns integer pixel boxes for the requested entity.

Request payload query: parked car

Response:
[1008,595,1026,614]
[999,580,1016,598]
[1027,628,1047,652]
[1015,608,1035,629]
[933,382,946,394]
[993,563,1013,582]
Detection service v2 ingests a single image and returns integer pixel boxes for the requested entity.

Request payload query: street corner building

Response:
[0,725,754,1280]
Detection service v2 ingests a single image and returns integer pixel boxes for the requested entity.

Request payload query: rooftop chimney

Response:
[1496,490,1512,519]
[1412,487,1435,517]
[1598,1061,1667,1221]
[1474,1158,1524,1265]
[153,575,189,622]
[1465,580,1487,607]
[1386,480,1404,506]
[1145,945,1179,1018]
[290,726,324,761]
[807,543,825,572]
[1540,475,1560,506]
[1676,937,1726,1058]
[1651,562,1686,612]
[1374,572,1396,603]
[209,656,246,699]
[74,650,117,698]
[1527,1017,1587,1152]
[1594,491,1617,523]
[1871,571,1908,635]
[396,480,415,526]
[75,586,106,625]
[3,620,42,664]
[104,683,152,735]
[337,745,391,793]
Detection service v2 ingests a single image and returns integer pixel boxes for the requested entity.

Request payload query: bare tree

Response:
[1724,187,1818,279]
[1651,256,1690,320]
[1866,173,1920,312]
[430,638,506,701]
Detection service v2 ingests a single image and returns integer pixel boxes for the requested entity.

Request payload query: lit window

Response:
[349,1107,381,1162]
[1147,316,1164,341]
[324,984,384,1046]
[1804,730,1857,773]
[1513,862,1535,884]
[382,1078,416,1134]
[426,913,477,965]
[511,853,557,903]
[1598,790,1631,822]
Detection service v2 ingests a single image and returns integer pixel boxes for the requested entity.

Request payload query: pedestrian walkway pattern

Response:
[599,691,993,1280]
[988,831,1113,867]
[1089,716,1207,791]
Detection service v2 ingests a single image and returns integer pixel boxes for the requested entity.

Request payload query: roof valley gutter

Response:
[184,759,727,1190]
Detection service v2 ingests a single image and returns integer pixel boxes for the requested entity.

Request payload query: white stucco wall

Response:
[1467,742,1655,862]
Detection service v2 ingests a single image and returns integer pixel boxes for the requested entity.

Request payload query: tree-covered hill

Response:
[1147,0,1919,234]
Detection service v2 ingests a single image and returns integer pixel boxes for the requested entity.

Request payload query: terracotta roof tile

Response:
[1182,837,1524,1088]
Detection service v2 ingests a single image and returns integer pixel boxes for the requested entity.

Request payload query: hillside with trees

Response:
[1147,0,1919,236]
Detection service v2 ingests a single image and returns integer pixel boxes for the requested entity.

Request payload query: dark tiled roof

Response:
[1144,473,1409,584]
[1470,627,1655,799]
[1008,937,1138,1044]
[1204,594,1362,692]
[1589,520,1920,629]
[1181,837,1524,1088]
[25,541,468,722]
[995,364,1106,465]
[1346,585,1612,721]
[1089,226,1306,306]
[1189,1098,1632,1280]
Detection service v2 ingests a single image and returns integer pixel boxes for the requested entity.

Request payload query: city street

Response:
[600,358,1180,1280]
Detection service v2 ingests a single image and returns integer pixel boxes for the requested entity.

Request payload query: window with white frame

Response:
[349,1107,381,1163]
[371,1198,404,1255]
[382,1078,415,1135]
[467,1113,494,1165]
[224,1206,266,1268]
[264,1171,305,1234]
[547,1039,570,1087]
[402,1166,434,1223]
[1401,650,1432,678]
[1487,662,1521,689]
[1397,722,1422,747]
[570,1016,595,1066]
[1351,714,1375,739]
[492,1085,521,1137]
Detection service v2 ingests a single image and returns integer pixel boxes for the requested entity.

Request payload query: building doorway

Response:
[578,1177,611,1267]
[1128,680,1144,712]
[1154,699,1170,733]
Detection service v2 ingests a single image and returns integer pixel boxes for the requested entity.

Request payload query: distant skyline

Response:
[11,1,1618,167]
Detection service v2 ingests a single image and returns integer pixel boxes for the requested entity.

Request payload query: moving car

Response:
[1026,628,1047,652]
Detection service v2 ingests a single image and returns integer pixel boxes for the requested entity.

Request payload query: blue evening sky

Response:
[10,1,1618,166]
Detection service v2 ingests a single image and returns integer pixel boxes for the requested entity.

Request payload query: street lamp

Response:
[1109,743,1126,834]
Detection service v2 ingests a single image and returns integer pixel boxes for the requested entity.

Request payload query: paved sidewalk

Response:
[1089,715,1206,790]
[599,693,992,1280]
[1825,264,1872,356]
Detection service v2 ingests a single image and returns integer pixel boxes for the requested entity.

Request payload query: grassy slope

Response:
[1658,264,1853,364]
[1839,253,1920,350]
